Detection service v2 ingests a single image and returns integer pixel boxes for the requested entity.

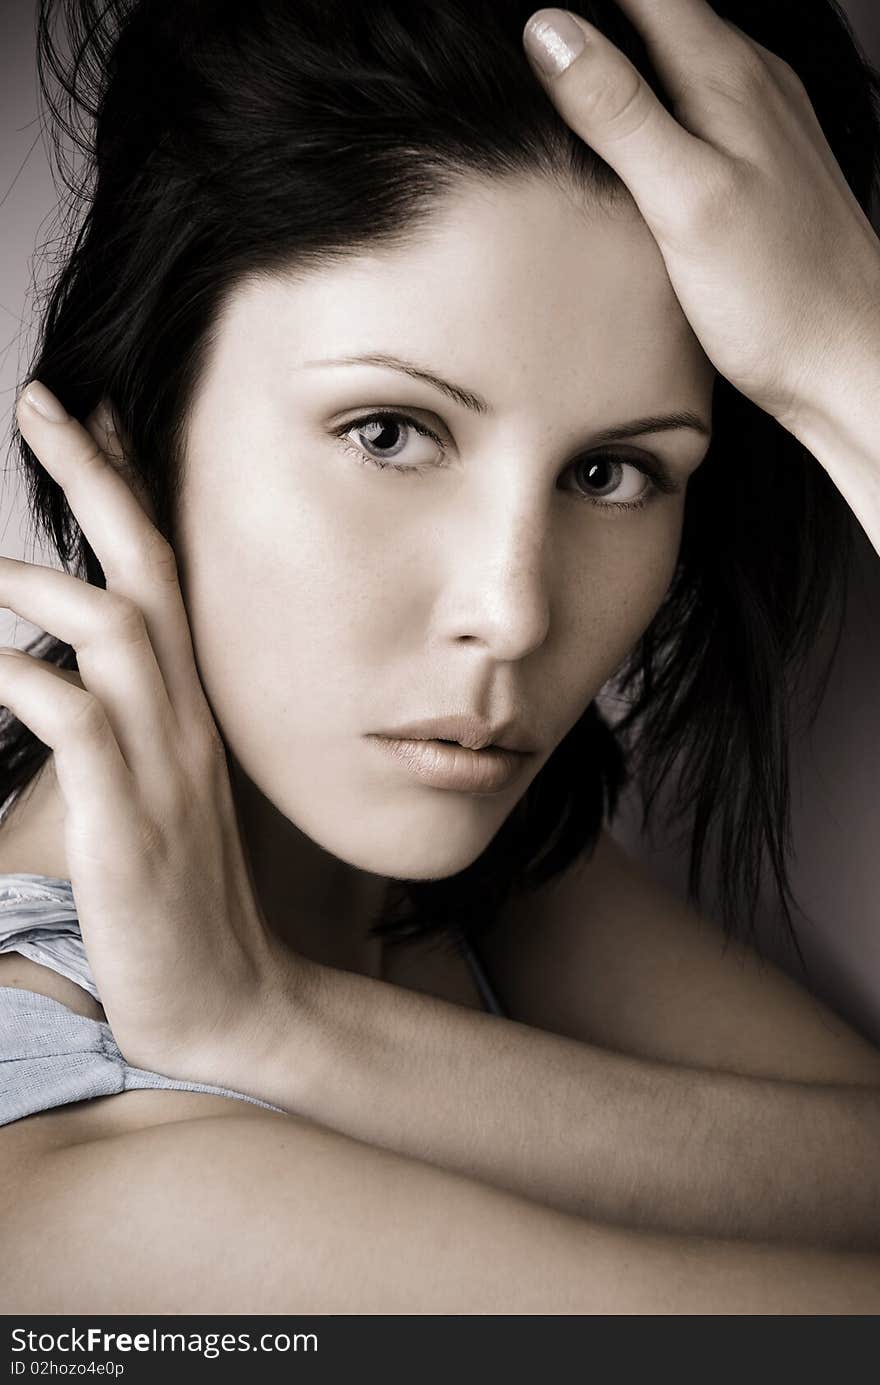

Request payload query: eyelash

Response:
[334,410,679,512]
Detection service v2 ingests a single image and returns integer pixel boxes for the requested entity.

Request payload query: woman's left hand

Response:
[522,3,880,437]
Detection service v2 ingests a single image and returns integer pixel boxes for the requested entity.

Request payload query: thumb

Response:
[522,8,709,231]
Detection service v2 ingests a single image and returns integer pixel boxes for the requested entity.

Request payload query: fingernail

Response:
[524,9,587,77]
[22,381,69,424]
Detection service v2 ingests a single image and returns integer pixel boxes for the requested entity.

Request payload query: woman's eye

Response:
[338,413,445,470]
[571,454,653,508]
[335,416,666,511]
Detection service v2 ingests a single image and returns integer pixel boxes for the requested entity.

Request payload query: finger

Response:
[610,0,746,97]
[17,382,209,730]
[0,553,176,784]
[730,27,810,102]
[0,646,139,841]
[522,10,713,231]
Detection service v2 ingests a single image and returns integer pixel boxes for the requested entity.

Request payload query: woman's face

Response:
[174,173,714,883]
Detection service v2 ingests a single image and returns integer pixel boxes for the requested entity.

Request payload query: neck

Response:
[226,753,392,979]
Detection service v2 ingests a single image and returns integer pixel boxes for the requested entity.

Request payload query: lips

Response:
[370,735,530,793]
[371,713,537,753]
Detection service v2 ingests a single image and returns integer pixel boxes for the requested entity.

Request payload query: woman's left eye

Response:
[336,412,445,472]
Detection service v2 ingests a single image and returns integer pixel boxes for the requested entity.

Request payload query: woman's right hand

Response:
[1,381,301,1082]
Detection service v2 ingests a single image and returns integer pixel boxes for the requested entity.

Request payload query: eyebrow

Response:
[303,353,490,414]
[302,352,711,439]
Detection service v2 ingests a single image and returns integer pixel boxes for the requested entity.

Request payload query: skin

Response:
[171,172,714,969]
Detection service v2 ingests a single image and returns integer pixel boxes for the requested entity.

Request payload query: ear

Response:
[84,396,158,524]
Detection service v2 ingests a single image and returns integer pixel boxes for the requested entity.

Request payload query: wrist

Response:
[779,301,880,450]
[201,940,329,1113]
[777,329,880,553]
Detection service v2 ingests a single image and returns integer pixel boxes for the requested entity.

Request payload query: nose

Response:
[434,486,553,664]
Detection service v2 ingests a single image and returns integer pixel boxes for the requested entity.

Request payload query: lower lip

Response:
[369,736,530,793]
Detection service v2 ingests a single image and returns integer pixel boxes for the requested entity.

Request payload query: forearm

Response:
[216,955,880,1253]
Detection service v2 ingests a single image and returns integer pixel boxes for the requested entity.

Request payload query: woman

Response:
[1,0,880,1312]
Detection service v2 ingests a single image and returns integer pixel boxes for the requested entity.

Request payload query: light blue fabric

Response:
[0,873,287,1127]
[0,985,287,1126]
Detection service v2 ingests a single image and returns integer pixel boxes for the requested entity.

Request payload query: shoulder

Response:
[479,828,880,1085]
[0,1104,358,1312]
[478,827,661,1036]
[479,822,761,1027]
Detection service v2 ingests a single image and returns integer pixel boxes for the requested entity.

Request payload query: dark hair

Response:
[2,0,878,965]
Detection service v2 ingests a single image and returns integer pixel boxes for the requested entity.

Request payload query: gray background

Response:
[2,0,879,1041]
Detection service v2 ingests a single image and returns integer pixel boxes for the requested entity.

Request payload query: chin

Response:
[302,800,514,882]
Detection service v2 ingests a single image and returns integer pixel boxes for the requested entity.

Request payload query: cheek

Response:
[624,506,685,619]
[174,442,401,706]
[563,505,684,692]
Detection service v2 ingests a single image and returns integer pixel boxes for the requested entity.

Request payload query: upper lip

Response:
[372,714,537,753]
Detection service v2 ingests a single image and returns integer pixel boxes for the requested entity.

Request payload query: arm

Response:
[204,831,880,1255]
[7,1108,880,1314]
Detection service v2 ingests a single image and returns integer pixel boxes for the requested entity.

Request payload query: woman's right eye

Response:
[336,412,447,472]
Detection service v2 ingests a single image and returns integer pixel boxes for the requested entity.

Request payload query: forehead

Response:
[229,173,711,416]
